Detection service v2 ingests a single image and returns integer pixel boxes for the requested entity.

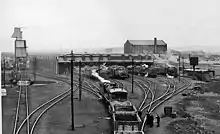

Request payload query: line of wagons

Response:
[99,79,144,134]
[84,65,178,80]
[84,65,130,80]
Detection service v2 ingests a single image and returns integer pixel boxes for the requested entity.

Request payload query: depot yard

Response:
[3,12,220,134]
[165,79,220,134]
[2,75,61,134]
[2,86,20,134]
[41,93,111,134]
[2,58,220,134]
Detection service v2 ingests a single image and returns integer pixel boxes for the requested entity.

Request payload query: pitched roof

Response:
[128,40,167,45]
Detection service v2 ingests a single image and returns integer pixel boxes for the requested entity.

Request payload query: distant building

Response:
[105,48,113,53]
[124,38,167,54]
[105,47,124,54]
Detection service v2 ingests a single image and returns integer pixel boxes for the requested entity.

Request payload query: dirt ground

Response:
[2,69,112,134]
[141,77,189,134]
[36,90,111,134]
[2,86,20,134]
[146,79,220,134]
[2,75,66,134]
[3,68,220,134]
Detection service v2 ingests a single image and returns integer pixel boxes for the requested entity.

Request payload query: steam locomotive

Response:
[107,65,129,79]
[99,80,143,134]
[127,65,158,78]
[84,66,99,80]
[156,66,178,78]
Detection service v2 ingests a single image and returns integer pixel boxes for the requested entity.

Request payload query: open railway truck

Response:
[112,112,143,134]
[99,81,144,134]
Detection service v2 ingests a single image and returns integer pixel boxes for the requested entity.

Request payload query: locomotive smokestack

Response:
[154,38,157,54]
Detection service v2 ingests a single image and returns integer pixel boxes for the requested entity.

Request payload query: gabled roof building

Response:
[124,38,167,54]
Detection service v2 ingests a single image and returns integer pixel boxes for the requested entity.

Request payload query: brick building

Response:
[124,38,167,54]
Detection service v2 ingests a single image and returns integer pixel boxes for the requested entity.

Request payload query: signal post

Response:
[189,56,199,80]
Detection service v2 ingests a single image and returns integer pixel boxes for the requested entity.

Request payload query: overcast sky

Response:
[1,0,220,53]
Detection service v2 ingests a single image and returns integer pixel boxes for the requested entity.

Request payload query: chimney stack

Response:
[154,38,157,54]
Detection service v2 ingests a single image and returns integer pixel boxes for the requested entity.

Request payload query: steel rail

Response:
[25,82,30,134]
[141,78,191,131]
[121,76,153,112]
[15,71,77,134]
[12,70,30,134]
[15,87,71,134]
[83,81,102,99]
[29,82,102,134]
[12,85,22,134]
[29,89,76,134]
[135,80,154,112]
[16,72,102,134]
[140,78,172,112]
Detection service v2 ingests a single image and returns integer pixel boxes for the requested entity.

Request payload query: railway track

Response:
[13,72,103,134]
[135,79,155,113]
[141,77,192,131]
[35,71,191,133]
[12,70,30,134]
[37,72,103,99]
[113,76,155,113]
[78,70,192,133]
[121,75,191,132]
[84,81,102,99]
[16,87,76,134]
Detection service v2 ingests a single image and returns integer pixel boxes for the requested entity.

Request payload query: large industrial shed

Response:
[124,38,167,54]
[56,53,154,74]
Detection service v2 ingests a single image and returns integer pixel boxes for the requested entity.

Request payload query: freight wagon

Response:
[99,81,144,134]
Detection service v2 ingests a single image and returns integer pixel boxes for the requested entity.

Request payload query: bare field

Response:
[37,93,111,134]
[28,76,70,112]
[2,75,67,134]
[166,80,220,134]
[2,86,20,134]
[30,72,111,134]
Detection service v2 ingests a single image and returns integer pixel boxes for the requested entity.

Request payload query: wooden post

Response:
[79,61,82,101]
[193,65,196,81]
[70,50,74,130]
[182,56,184,76]
[132,58,134,93]
[3,58,6,88]
[179,55,181,81]
[33,57,37,81]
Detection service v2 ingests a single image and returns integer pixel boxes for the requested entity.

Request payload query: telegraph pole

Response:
[79,61,82,101]
[70,50,74,130]
[33,57,37,81]
[193,65,196,80]
[182,56,185,76]
[98,59,100,75]
[3,58,6,88]
[179,55,181,81]
[131,58,134,93]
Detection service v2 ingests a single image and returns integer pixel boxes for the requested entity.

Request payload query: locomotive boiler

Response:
[108,66,129,79]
